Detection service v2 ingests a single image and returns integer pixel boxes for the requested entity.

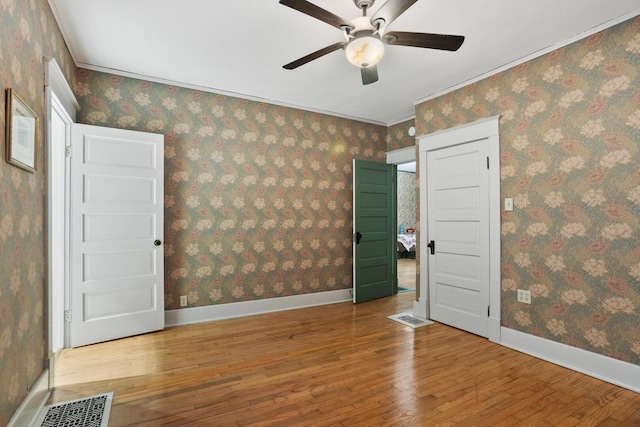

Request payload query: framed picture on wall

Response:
[5,88,38,173]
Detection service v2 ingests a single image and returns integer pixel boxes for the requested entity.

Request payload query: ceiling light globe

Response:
[345,35,384,68]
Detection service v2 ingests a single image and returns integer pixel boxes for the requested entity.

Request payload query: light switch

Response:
[505,198,514,212]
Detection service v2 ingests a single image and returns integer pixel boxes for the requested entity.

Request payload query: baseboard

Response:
[501,327,640,393]
[166,289,352,327]
[8,369,50,427]
[488,317,501,343]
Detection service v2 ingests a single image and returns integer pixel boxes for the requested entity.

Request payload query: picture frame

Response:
[5,88,38,173]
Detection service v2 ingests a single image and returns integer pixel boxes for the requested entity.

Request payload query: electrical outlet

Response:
[180,295,188,307]
[517,289,531,304]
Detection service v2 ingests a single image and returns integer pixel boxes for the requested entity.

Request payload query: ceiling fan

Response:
[280,0,465,85]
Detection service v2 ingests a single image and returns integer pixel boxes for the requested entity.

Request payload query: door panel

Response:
[83,250,155,281]
[436,221,480,246]
[84,214,155,241]
[83,134,157,168]
[70,123,164,347]
[84,284,157,320]
[353,159,396,303]
[84,175,155,203]
[434,283,481,314]
[428,140,489,337]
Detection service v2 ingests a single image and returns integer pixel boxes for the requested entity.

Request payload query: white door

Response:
[70,124,164,347]
[427,139,489,337]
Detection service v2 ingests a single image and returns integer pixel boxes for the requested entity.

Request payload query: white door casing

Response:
[48,93,71,353]
[418,116,501,342]
[70,123,164,347]
[45,56,78,361]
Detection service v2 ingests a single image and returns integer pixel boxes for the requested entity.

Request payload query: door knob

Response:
[427,240,435,254]
[154,240,162,247]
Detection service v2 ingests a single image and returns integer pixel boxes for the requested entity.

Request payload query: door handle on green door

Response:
[356,232,362,244]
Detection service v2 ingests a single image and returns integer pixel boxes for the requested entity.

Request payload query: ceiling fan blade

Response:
[370,0,418,28]
[384,32,465,51]
[283,42,347,70]
[279,0,354,31]
[361,65,379,85]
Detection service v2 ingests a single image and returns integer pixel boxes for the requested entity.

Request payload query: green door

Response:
[353,159,397,303]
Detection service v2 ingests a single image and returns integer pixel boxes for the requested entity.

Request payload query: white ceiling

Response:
[49,0,640,125]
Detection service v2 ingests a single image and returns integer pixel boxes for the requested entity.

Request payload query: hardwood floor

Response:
[50,293,640,426]
[397,258,416,290]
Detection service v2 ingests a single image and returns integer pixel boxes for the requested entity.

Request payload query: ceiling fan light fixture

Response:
[345,34,385,68]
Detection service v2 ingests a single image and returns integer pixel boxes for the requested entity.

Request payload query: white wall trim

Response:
[413,9,640,106]
[501,328,640,393]
[415,145,429,320]
[387,115,415,127]
[166,289,352,327]
[44,57,79,121]
[7,370,49,427]
[487,120,501,343]
[386,146,416,165]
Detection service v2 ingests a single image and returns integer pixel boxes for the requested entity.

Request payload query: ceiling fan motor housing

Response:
[353,0,376,11]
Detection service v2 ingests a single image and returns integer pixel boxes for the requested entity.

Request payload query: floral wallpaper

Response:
[0,0,76,423]
[74,70,387,309]
[398,171,416,231]
[2,2,637,424]
[416,17,640,365]
[386,118,416,151]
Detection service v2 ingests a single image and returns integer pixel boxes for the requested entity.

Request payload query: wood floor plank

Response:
[49,293,640,426]
[397,258,416,290]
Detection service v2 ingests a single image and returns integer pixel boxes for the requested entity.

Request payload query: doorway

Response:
[396,162,416,292]
[45,58,165,355]
[386,147,417,293]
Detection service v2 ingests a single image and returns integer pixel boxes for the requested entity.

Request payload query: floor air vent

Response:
[34,392,113,427]
[388,312,433,329]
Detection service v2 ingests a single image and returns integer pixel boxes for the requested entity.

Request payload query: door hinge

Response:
[65,146,72,157]
[64,310,71,322]
[486,156,489,169]
[487,306,490,317]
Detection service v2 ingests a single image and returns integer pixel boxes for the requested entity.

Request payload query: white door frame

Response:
[386,145,417,294]
[417,116,501,342]
[45,58,79,382]
[386,146,415,165]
